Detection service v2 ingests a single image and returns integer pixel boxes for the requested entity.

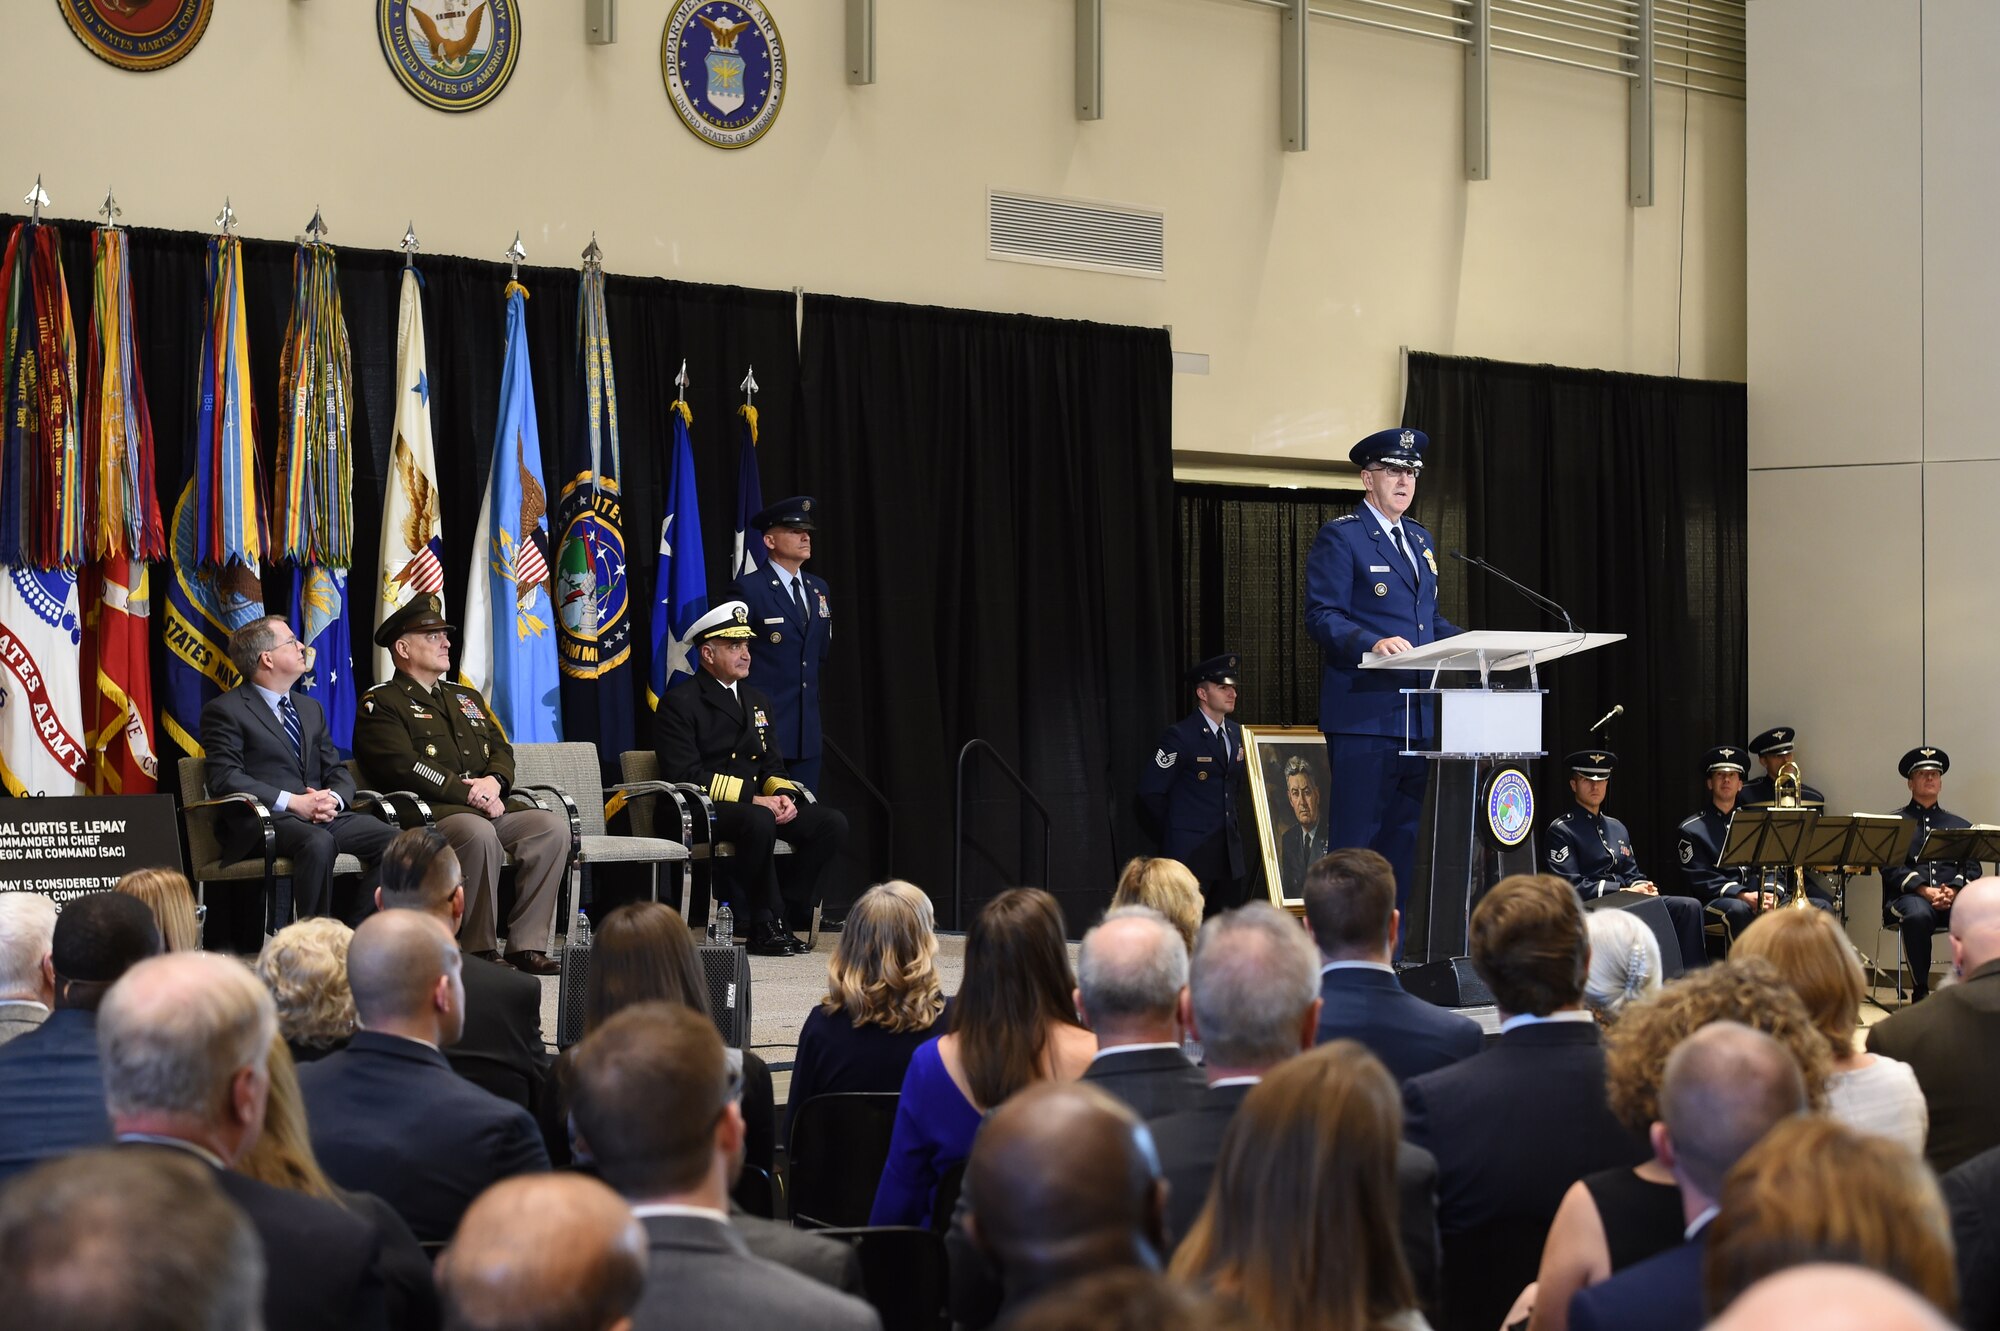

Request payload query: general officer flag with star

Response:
[731,399,765,579]
[648,396,708,708]
[375,265,444,684]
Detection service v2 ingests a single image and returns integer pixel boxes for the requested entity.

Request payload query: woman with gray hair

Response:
[1583,909,1663,1025]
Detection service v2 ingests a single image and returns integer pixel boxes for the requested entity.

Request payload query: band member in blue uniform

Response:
[1544,749,1707,968]
[1303,428,1462,921]
[733,496,832,793]
[1677,744,1771,939]
[1137,654,1247,916]
[1883,746,1979,1001]
[1740,726,1827,807]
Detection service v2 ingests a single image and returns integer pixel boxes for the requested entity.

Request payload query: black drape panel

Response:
[797,295,1175,932]
[1404,352,1747,884]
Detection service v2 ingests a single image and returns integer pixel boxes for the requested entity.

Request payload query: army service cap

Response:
[374,594,455,649]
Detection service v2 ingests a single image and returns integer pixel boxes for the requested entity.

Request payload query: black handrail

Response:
[953,739,1053,930]
[822,736,894,883]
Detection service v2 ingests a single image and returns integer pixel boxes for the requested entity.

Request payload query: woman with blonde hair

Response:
[255,917,356,1064]
[115,866,201,953]
[786,880,948,1140]
[1111,857,1203,956]
[1170,1040,1427,1331]
[1732,907,1927,1153]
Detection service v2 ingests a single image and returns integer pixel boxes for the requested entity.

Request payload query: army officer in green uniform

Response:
[353,596,567,975]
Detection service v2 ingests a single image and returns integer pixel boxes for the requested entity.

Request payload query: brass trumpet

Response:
[1774,760,1813,910]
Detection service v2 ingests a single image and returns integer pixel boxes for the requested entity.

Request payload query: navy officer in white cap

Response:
[1545,749,1707,967]
[1883,745,1978,1001]
[1303,427,1463,933]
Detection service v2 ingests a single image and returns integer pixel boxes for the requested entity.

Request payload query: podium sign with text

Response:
[0,796,183,903]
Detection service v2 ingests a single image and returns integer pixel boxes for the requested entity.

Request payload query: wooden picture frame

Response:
[1244,725,1332,914]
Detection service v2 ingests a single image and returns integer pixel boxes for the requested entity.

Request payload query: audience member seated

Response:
[1402,874,1649,1331]
[1303,848,1482,1080]
[872,887,1094,1228]
[1003,1268,1253,1331]
[256,916,357,1064]
[1109,857,1204,958]
[575,901,775,1178]
[1528,956,1833,1331]
[115,866,203,952]
[1581,909,1661,1025]
[0,890,159,1183]
[238,1033,438,1329]
[298,911,549,1243]
[1867,875,2000,1172]
[1734,906,1928,1154]
[375,828,548,1115]
[1702,1115,1959,1323]
[1708,1265,1958,1331]
[1073,906,1206,1119]
[1942,1143,2000,1331]
[1566,1022,1808,1331]
[0,1148,264,1331]
[964,1081,1167,1323]
[571,999,863,1295]
[0,890,56,1044]
[567,1002,880,1329]
[439,1174,647,1331]
[785,879,947,1144]
[100,950,398,1330]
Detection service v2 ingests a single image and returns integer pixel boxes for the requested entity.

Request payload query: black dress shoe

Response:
[503,949,560,976]
[746,923,795,958]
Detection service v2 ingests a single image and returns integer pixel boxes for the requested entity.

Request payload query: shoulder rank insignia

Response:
[1155,749,1176,769]
[1332,513,1357,525]
[1551,845,1570,864]
[1679,841,1694,864]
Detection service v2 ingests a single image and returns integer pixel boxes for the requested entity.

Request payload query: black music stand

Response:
[1798,813,1907,923]
[1719,807,1818,908]
[1916,825,2000,874]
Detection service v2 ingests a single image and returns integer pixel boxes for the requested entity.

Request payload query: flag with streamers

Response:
[292,566,354,753]
[0,566,87,796]
[0,222,85,569]
[162,479,263,760]
[81,557,157,793]
[83,227,163,561]
[731,401,766,579]
[375,267,444,683]
[555,262,634,752]
[461,282,560,741]
[193,233,266,571]
[649,398,709,707]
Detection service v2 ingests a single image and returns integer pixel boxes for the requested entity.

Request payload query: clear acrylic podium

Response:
[1359,631,1625,990]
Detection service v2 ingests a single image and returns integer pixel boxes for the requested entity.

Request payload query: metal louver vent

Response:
[987,190,1165,279]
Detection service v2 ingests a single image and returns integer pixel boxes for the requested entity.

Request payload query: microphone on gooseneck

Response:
[1447,550,1576,634]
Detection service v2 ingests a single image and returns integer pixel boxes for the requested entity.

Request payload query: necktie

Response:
[1215,726,1230,763]
[790,574,810,625]
[1391,525,1416,576]
[279,695,304,760]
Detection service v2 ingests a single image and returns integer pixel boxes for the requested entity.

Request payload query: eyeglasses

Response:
[1368,463,1420,478]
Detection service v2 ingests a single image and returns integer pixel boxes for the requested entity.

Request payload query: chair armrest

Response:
[605,780,696,846]
[518,783,584,868]
[670,783,720,846]
[181,792,275,876]
[360,789,436,829]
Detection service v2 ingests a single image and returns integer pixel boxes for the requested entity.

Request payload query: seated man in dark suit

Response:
[439,1174,645,1331]
[202,615,397,924]
[1403,874,1649,1331]
[567,1002,880,1329]
[1868,876,2000,1173]
[1941,1144,2000,1331]
[99,949,413,1331]
[1568,1022,1807,1331]
[1303,848,1481,1081]
[374,827,547,1114]
[298,910,550,1242]
[0,891,159,1184]
[1073,906,1206,1119]
[0,1148,264,1330]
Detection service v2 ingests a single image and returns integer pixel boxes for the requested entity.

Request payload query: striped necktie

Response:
[279,695,304,760]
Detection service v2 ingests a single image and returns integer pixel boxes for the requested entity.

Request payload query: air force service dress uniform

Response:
[1544,751,1707,969]
[1884,746,1978,1000]
[1303,429,1462,917]
[352,597,568,965]
[1136,655,1247,916]
[1739,726,1827,807]
[1676,746,1758,938]
[734,496,832,793]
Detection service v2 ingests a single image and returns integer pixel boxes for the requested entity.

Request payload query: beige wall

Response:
[0,0,1744,465]
[1749,0,2000,966]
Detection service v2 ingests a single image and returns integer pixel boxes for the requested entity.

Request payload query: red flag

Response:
[81,556,158,794]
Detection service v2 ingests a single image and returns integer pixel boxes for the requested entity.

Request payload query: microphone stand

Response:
[1448,551,1577,634]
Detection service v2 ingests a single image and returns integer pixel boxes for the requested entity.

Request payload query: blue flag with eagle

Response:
[648,398,708,707]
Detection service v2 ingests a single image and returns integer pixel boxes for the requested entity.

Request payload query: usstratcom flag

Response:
[648,397,708,707]
[375,265,444,683]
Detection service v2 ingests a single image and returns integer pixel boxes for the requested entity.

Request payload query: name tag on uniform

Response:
[1195,756,1212,763]
[762,617,785,625]
[1369,565,1391,572]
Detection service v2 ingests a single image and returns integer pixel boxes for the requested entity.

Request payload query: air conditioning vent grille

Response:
[987,190,1165,279]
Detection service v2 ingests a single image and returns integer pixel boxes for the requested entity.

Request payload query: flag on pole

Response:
[162,480,264,760]
[292,566,355,753]
[649,392,709,708]
[556,258,635,753]
[83,226,164,562]
[82,557,158,793]
[460,281,560,741]
[0,221,85,570]
[0,566,87,796]
[731,397,766,579]
[375,266,444,683]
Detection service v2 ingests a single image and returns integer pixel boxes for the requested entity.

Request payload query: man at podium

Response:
[1304,428,1463,919]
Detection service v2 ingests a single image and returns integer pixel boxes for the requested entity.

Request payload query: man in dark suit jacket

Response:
[1568,1022,1807,1331]
[1075,907,1207,1120]
[299,911,550,1243]
[1868,877,2000,1173]
[1277,756,1330,900]
[655,600,848,955]
[1943,1142,2000,1331]
[1404,874,1649,1331]
[1303,848,1483,1082]
[567,1001,880,1329]
[0,891,159,1184]
[202,614,398,922]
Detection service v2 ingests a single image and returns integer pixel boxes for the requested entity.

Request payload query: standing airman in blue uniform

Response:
[733,496,833,793]
[1883,745,1978,1001]
[1137,654,1247,917]
[1676,744,1770,939]
[1545,749,1708,967]
[1303,428,1463,921]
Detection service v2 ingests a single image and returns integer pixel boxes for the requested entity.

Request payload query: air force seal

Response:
[60,0,213,72]
[379,0,519,113]
[661,0,787,150]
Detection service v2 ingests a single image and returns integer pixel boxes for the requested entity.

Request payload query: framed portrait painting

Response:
[1243,726,1332,912]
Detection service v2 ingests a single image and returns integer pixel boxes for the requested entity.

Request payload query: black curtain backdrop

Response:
[797,296,1175,933]
[1404,352,1748,887]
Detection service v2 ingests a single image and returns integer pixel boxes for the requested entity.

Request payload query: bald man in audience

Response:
[1707,1265,1958,1331]
[963,1080,1168,1321]
[0,891,56,1044]
[439,1174,646,1331]
[1869,875,2000,1172]
[298,910,549,1242]
[0,1147,265,1331]
[1073,906,1207,1119]
[1567,1022,1807,1331]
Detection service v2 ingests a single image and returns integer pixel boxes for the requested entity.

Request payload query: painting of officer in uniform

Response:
[1243,727,1333,909]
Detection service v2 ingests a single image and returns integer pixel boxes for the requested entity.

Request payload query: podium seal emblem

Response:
[1484,768,1535,848]
[379,0,520,113]
[59,0,214,72]
[661,0,787,149]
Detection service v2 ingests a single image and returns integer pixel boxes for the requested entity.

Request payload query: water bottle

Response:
[711,901,734,946]
[570,906,592,954]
